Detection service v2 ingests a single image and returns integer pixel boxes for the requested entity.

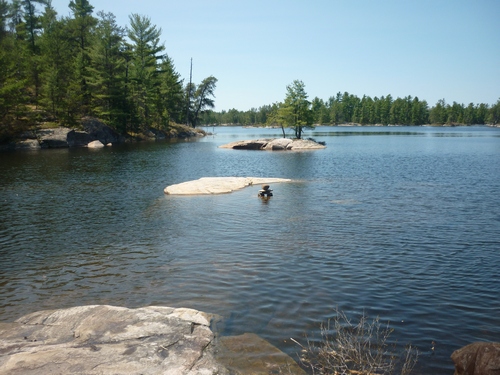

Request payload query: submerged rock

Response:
[219,138,325,150]
[164,177,291,195]
[217,333,306,375]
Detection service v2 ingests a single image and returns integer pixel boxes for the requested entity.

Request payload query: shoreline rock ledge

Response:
[0,305,223,375]
[0,305,306,375]
[219,138,325,151]
[164,177,291,195]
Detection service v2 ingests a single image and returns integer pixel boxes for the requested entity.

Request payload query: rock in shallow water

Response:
[217,333,306,375]
[219,138,325,150]
[87,140,105,148]
[164,177,292,195]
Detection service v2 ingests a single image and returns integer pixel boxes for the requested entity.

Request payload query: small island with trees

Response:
[219,80,327,150]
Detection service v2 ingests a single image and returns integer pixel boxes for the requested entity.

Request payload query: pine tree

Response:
[475,103,489,124]
[276,80,313,139]
[156,55,184,126]
[190,75,217,128]
[21,1,47,106]
[127,13,164,130]
[87,11,127,130]
[67,0,96,116]
[487,99,500,125]
[0,27,29,139]
[429,99,447,124]
[38,4,74,121]
[0,0,31,137]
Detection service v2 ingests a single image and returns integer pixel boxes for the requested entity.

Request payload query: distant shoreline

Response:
[0,119,206,152]
[205,123,500,128]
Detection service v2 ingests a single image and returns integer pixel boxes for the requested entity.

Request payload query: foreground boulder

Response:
[164,177,291,195]
[0,305,226,375]
[219,138,325,150]
[451,342,500,375]
[0,305,307,375]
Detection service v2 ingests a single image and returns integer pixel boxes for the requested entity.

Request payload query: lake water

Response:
[1,126,499,374]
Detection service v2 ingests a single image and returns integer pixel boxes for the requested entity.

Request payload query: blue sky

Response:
[50,0,500,111]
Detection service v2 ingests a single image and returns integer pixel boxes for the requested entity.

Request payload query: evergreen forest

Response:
[1,0,499,145]
[203,94,500,127]
[0,0,217,142]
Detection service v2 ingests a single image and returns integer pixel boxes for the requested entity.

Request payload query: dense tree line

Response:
[202,93,500,127]
[0,0,216,142]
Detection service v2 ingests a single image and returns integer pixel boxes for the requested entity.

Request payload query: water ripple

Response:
[1,126,499,374]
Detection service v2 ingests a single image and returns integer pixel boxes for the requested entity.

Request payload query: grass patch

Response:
[39,121,60,129]
[290,310,418,375]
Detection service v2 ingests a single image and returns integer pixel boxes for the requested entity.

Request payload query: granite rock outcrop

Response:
[0,305,307,375]
[0,305,226,375]
[219,138,325,151]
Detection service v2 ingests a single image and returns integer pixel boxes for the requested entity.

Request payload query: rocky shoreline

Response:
[0,118,205,152]
[1,305,498,374]
[0,305,305,375]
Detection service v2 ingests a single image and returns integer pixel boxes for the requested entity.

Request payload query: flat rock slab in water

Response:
[164,177,291,195]
[219,138,326,150]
